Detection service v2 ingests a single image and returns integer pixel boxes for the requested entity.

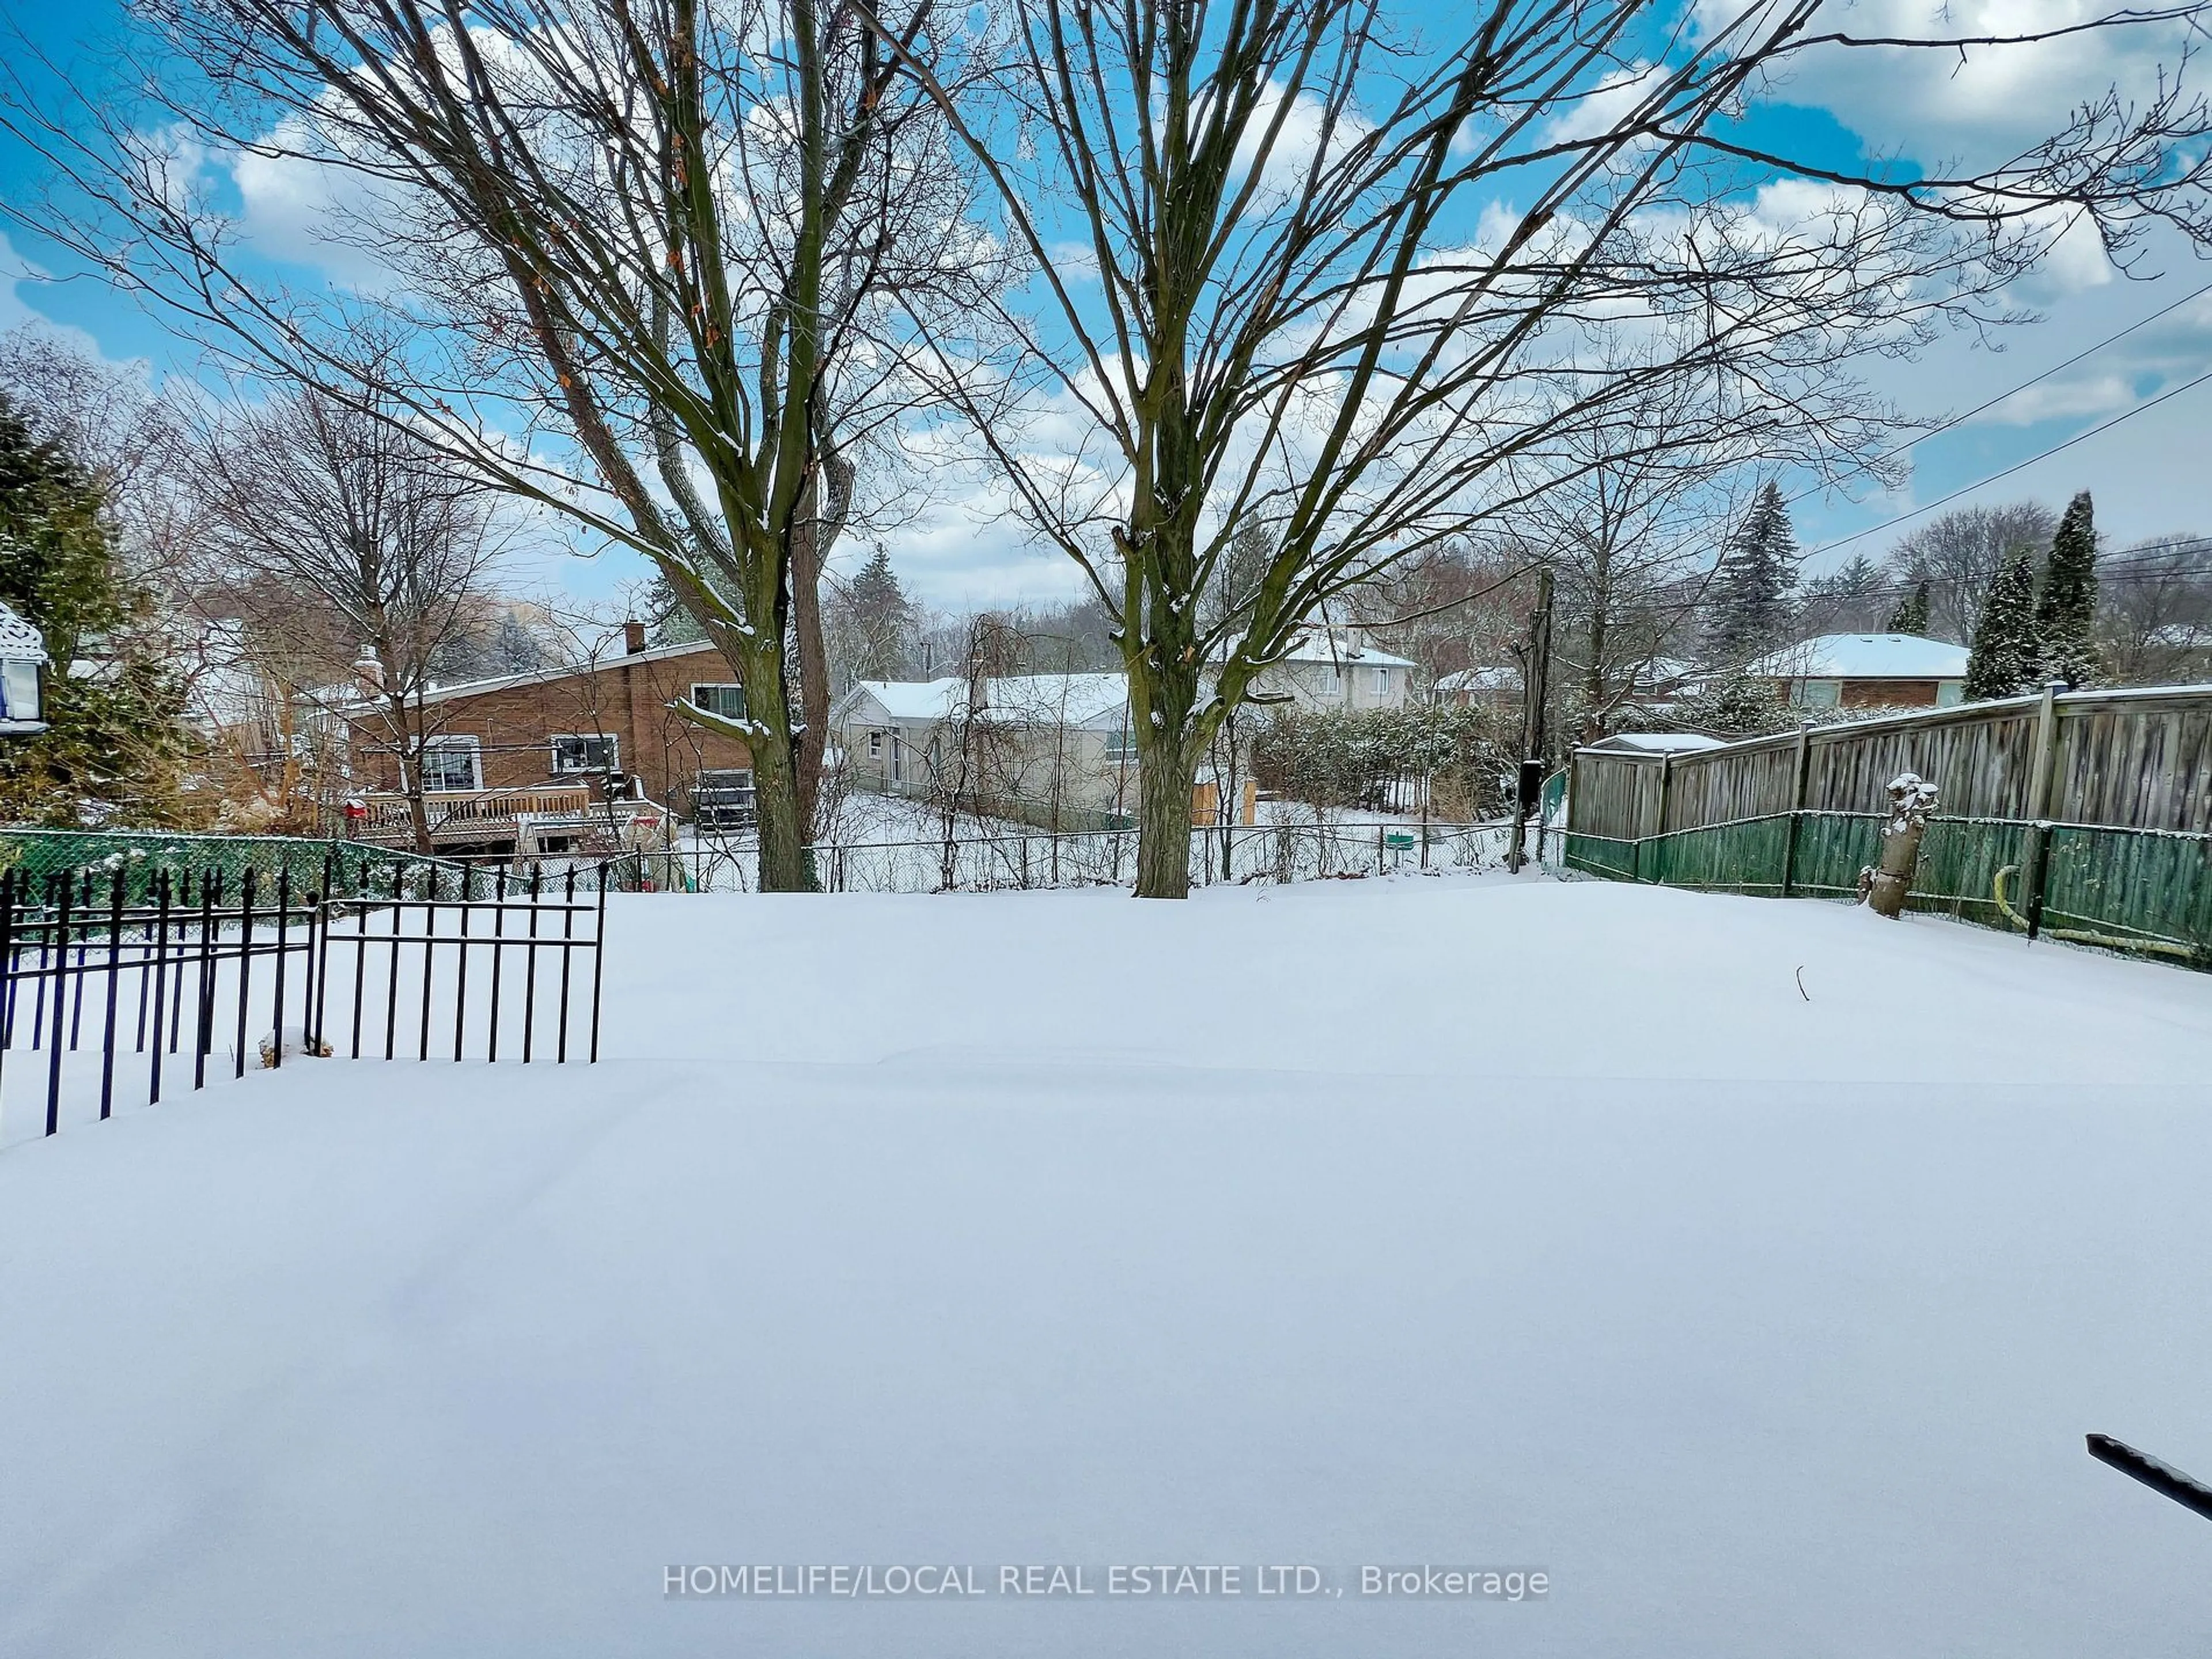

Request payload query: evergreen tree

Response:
[1963,548,2040,701]
[0,392,191,824]
[1704,481,1800,664]
[1886,578,1931,635]
[2033,490,2099,689]
[490,609,551,674]
[643,570,709,645]
[829,546,916,684]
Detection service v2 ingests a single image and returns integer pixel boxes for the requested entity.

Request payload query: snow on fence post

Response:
[1859,774,1940,919]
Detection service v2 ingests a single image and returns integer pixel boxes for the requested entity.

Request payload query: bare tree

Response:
[188,388,509,852]
[1883,502,2062,642]
[865,0,2212,895]
[6,0,1007,889]
[2096,533,2212,684]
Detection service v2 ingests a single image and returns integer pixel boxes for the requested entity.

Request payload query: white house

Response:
[832,672,1141,822]
[0,600,47,736]
[1742,634,1970,711]
[1217,628,1416,713]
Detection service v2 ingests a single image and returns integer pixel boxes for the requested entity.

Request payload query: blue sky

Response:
[2,0,2209,613]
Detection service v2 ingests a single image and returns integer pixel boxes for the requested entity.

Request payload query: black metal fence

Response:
[0,861,606,1147]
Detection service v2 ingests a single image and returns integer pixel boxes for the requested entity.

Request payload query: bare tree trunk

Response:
[788,451,853,838]
[382,687,435,855]
[729,627,811,892]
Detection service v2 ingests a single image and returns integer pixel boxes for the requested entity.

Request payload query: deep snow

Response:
[2,872,2210,1657]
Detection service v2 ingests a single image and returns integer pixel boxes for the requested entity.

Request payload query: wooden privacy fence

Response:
[1564,682,2212,967]
[0,860,607,1147]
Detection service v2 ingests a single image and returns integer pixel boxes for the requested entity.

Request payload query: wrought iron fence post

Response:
[234,867,257,1081]
[270,866,291,1073]
[194,873,217,1091]
[521,867,542,1065]
[149,873,170,1104]
[589,866,607,1065]
[556,868,576,1063]
[99,870,124,1117]
[47,873,74,1135]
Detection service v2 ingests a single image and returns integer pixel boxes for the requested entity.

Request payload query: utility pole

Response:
[1507,565,1554,873]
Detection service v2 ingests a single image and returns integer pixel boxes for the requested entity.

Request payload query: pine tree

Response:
[1705,481,1800,665]
[0,392,191,824]
[832,546,916,683]
[1886,578,1931,636]
[1963,548,2039,701]
[643,570,709,645]
[2033,490,2099,689]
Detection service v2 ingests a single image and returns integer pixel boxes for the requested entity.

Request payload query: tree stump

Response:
[1859,772,1940,919]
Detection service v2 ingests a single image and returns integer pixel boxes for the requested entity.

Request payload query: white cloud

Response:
[0,232,44,332]
[1543,61,1666,147]
[1980,370,2137,426]
[1721,0,2195,163]
[229,124,407,292]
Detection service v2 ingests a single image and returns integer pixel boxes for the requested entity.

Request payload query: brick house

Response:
[339,624,754,853]
[1741,633,1970,712]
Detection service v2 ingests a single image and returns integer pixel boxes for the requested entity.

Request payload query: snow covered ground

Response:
[3,873,2211,1656]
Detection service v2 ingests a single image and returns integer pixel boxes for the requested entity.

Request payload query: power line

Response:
[1781,278,2212,516]
[1804,366,2212,561]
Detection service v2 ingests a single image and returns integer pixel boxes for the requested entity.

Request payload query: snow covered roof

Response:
[1744,634,1969,681]
[1215,628,1415,671]
[836,673,1132,730]
[842,677,963,722]
[977,672,1130,728]
[1583,732,1730,755]
[332,637,726,714]
[0,600,45,664]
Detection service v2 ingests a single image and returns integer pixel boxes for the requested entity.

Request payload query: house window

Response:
[691,683,747,721]
[420,737,480,793]
[551,733,619,774]
[1,659,39,724]
[1797,679,1842,709]
[1104,723,1137,762]
[1316,665,1340,695]
[1372,667,1391,694]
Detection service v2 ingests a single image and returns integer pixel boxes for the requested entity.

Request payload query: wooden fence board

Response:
[1567,685,2212,840]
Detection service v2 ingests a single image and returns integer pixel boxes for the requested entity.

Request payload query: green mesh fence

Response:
[1565,810,2212,972]
[0,829,474,904]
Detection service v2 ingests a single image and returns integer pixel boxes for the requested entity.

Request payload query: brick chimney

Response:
[623,619,647,655]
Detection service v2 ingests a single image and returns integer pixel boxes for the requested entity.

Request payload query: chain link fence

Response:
[0,829,471,904]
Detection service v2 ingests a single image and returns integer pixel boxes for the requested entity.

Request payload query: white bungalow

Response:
[1214,628,1416,712]
[832,672,1141,820]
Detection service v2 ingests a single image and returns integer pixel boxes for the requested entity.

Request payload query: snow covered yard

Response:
[3,874,2211,1657]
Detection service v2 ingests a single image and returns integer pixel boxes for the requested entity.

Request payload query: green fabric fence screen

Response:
[1566,812,2212,970]
[0,829,474,903]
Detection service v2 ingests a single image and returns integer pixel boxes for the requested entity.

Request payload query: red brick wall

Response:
[1840,679,1939,709]
[346,644,753,808]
